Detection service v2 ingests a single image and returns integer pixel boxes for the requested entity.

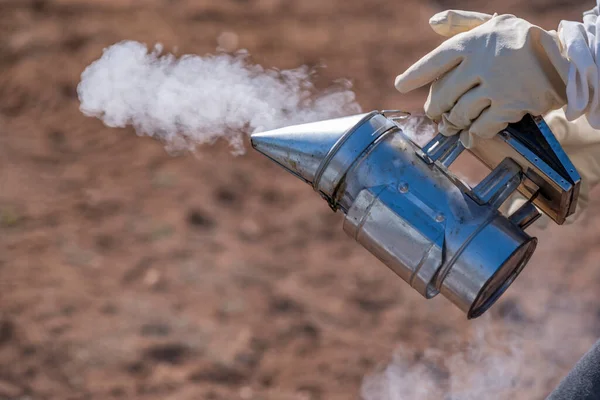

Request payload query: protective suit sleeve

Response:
[559,1,600,128]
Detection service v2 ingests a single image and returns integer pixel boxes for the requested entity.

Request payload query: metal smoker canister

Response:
[251,111,580,318]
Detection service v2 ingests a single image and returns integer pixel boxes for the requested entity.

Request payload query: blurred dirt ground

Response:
[0,0,598,399]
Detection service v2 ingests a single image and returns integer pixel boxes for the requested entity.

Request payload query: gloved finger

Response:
[438,116,462,137]
[395,43,464,93]
[429,10,494,38]
[468,107,525,139]
[424,64,481,120]
[440,86,492,134]
[459,130,475,148]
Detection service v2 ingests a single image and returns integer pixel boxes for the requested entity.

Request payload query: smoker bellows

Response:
[251,111,580,318]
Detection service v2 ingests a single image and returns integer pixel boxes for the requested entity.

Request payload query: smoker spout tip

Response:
[249,135,258,150]
[249,131,279,158]
[248,114,370,184]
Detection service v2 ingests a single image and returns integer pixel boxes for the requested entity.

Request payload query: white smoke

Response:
[360,268,598,400]
[361,318,526,400]
[77,40,597,400]
[77,40,361,155]
[393,113,437,147]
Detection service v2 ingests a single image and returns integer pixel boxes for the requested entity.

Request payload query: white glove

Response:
[420,10,600,225]
[395,11,570,148]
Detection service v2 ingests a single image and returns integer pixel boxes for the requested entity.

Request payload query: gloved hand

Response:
[396,10,600,225]
[421,10,600,225]
[395,10,571,148]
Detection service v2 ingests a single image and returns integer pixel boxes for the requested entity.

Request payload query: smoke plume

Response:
[360,218,600,400]
[393,114,437,147]
[77,41,361,155]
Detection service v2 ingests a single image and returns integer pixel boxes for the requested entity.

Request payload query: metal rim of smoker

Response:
[468,237,538,319]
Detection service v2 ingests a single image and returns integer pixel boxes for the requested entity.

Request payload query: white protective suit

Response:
[560,2,600,127]
[396,7,600,224]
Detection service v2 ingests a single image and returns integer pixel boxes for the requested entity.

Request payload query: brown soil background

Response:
[1,0,599,399]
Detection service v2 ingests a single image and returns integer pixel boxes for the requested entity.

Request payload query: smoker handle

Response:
[421,114,545,168]
[421,133,465,168]
[421,134,525,210]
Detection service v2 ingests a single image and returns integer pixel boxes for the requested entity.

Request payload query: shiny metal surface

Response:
[439,216,537,318]
[343,186,444,299]
[469,115,581,224]
[469,238,536,318]
[509,201,542,230]
[312,112,395,203]
[471,158,522,208]
[250,113,369,184]
[420,133,465,167]
[251,111,580,318]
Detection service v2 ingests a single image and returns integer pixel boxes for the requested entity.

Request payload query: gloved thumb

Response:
[429,10,495,37]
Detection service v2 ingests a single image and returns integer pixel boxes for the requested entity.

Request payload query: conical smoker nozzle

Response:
[250,114,370,186]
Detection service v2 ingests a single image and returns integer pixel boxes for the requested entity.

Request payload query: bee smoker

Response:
[250,111,580,318]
